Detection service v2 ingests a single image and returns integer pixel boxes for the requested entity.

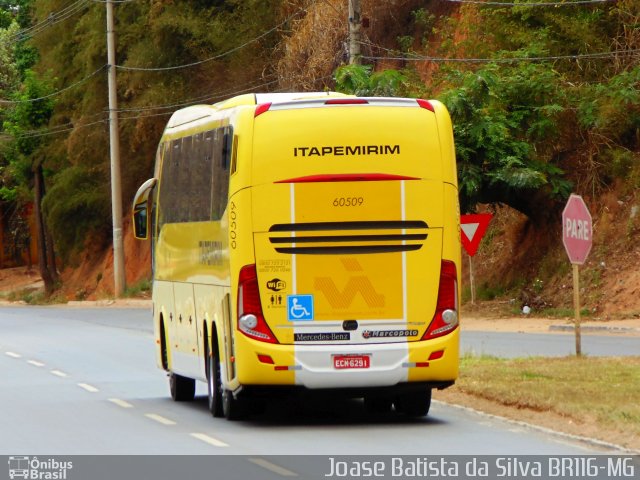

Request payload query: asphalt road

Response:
[461,330,640,358]
[0,307,636,479]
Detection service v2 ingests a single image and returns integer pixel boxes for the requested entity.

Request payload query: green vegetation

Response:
[6,285,64,304]
[457,355,640,447]
[534,307,592,318]
[123,277,151,298]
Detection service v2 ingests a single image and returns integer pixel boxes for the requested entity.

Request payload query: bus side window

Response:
[157,140,180,230]
[190,131,210,222]
[157,129,229,226]
[177,136,192,222]
[151,147,161,240]
[211,127,230,220]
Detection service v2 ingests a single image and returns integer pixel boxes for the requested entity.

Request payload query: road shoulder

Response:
[433,392,639,454]
[461,315,640,336]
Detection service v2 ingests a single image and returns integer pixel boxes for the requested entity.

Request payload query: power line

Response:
[363,48,640,63]
[115,77,332,121]
[6,111,106,138]
[11,118,107,140]
[118,85,280,119]
[6,76,285,139]
[14,0,89,38]
[359,37,640,63]
[0,65,107,104]
[117,74,333,117]
[115,77,280,113]
[1,0,92,45]
[115,8,307,72]
[105,77,283,120]
[1,7,301,105]
[444,0,616,5]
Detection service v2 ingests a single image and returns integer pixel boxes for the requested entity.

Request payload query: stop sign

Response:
[562,194,593,265]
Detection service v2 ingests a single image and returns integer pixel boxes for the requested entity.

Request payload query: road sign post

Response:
[572,263,582,355]
[562,194,593,357]
[461,213,493,305]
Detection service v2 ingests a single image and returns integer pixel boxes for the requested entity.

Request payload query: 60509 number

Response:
[333,197,364,207]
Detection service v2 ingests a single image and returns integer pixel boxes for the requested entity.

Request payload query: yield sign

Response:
[460,213,493,256]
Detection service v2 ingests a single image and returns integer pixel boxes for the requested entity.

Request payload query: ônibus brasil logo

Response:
[8,456,73,480]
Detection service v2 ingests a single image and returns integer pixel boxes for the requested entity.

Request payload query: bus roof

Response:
[165,92,348,130]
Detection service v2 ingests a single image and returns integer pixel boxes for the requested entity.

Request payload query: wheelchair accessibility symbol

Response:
[287,295,314,321]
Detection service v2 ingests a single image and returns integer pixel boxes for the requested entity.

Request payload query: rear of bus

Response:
[231,96,460,414]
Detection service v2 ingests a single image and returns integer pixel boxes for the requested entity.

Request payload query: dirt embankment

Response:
[59,217,151,301]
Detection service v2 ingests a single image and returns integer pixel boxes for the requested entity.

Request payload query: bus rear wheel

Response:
[207,351,224,417]
[169,372,195,402]
[394,388,432,417]
[223,389,247,421]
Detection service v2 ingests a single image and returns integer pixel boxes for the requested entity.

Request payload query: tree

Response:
[0,22,19,94]
[439,63,572,219]
[2,69,58,293]
[334,64,411,97]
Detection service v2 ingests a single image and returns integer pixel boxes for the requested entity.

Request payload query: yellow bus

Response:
[132,92,461,420]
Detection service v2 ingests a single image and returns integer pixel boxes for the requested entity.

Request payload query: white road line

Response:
[5,351,21,358]
[145,413,176,426]
[247,458,298,477]
[108,398,133,409]
[77,383,99,393]
[190,433,229,448]
[27,360,45,367]
[50,370,68,378]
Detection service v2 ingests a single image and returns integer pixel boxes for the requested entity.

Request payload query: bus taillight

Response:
[417,99,435,111]
[254,103,272,117]
[422,260,459,340]
[237,264,278,344]
[324,99,369,105]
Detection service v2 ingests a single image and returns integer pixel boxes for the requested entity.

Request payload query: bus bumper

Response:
[234,329,458,390]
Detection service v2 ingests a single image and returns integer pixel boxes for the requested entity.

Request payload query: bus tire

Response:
[207,349,224,417]
[160,320,169,370]
[169,372,195,402]
[223,389,247,421]
[394,388,432,417]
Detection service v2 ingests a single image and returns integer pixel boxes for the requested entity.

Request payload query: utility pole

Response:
[106,0,125,297]
[348,0,362,65]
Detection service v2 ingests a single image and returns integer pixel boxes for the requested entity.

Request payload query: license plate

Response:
[333,355,370,369]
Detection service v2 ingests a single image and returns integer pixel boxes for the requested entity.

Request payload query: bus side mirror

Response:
[131,178,157,240]
[133,204,148,239]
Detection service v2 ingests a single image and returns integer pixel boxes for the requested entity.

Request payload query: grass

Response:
[536,307,592,318]
[5,287,65,305]
[456,355,640,447]
[1,278,152,304]
[123,278,152,298]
